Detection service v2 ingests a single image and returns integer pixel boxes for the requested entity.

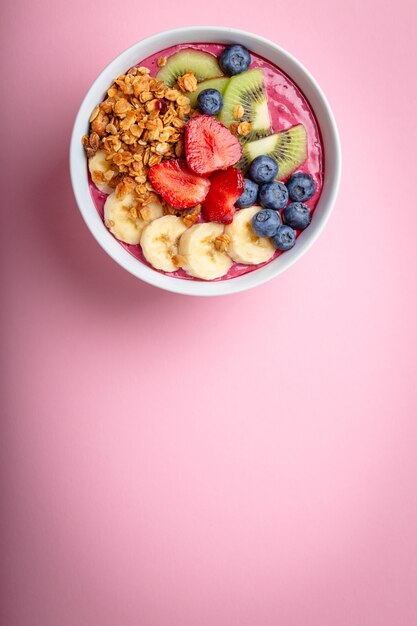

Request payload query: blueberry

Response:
[236,178,259,208]
[197,89,223,115]
[283,202,311,230]
[219,44,251,76]
[252,209,281,237]
[248,155,279,184]
[258,181,289,210]
[286,172,316,202]
[272,225,296,251]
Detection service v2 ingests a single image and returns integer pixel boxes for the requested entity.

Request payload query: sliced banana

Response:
[141,215,188,272]
[104,193,163,245]
[179,222,233,280]
[139,201,165,222]
[225,206,275,265]
[88,150,114,194]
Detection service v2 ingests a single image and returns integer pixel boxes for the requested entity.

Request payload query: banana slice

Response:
[139,201,165,222]
[104,193,163,245]
[141,215,188,272]
[88,150,114,194]
[179,222,233,280]
[225,206,275,265]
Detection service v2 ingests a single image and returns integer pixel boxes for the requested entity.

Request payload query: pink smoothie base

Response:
[88,42,324,281]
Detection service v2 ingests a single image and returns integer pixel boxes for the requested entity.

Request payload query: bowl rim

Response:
[70,26,341,296]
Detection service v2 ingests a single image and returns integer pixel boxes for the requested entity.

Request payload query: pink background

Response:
[2,1,417,625]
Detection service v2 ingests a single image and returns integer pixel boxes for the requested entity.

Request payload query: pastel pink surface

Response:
[1,3,417,626]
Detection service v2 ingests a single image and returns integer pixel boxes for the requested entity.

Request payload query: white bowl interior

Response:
[70,27,341,296]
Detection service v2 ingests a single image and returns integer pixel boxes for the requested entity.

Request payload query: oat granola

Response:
[83,66,191,209]
[214,233,231,252]
[177,71,198,93]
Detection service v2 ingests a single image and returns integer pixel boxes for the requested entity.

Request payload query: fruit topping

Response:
[236,178,259,208]
[258,181,289,210]
[282,202,311,230]
[141,215,188,272]
[248,154,279,183]
[286,172,316,202]
[188,76,230,108]
[240,124,307,180]
[197,88,223,115]
[156,49,223,87]
[224,207,275,265]
[88,150,115,195]
[179,222,233,280]
[272,225,296,251]
[103,194,164,245]
[251,209,282,237]
[185,115,242,176]
[148,159,211,209]
[219,68,271,142]
[219,45,251,76]
[202,168,244,224]
[104,193,142,245]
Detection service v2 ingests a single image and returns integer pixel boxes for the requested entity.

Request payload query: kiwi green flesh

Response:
[188,76,230,108]
[240,125,308,180]
[219,68,272,142]
[156,49,223,87]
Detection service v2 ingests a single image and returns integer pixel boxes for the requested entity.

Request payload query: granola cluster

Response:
[163,203,201,226]
[230,120,252,137]
[214,233,231,252]
[177,71,198,93]
[82,66,194,209]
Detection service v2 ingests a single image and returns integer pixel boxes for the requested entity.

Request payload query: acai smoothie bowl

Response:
[70,27,341,296]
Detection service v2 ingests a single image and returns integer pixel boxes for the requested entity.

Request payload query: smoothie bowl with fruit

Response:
[70,27,341,295]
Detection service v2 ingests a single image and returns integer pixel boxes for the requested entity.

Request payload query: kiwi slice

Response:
[219,68,271,143]
[240,125,308,180]
[188,76,230,108]
[156,49,223,87]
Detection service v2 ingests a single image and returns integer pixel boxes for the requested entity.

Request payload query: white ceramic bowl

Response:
[70,26,341,296]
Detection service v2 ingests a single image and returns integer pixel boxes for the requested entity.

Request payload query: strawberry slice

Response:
[202,168,244,224]
[148,159,211,209]
[185,115,243,176]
